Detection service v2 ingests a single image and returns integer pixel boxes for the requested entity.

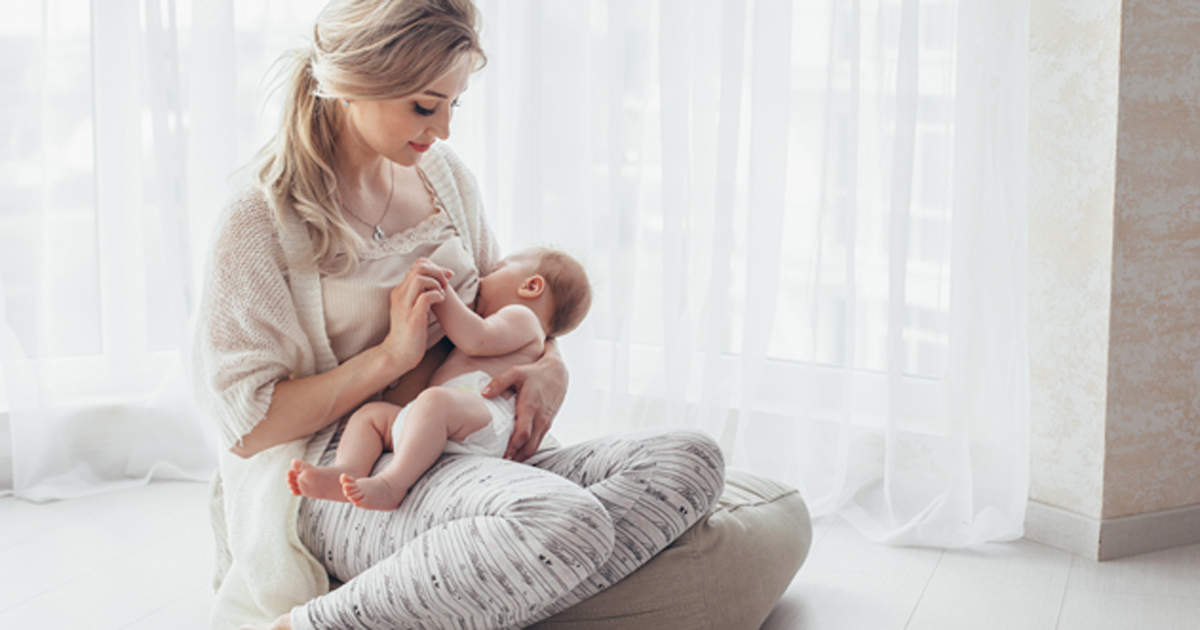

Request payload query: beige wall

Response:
[1030,0,1200,523]
[1028,0,1121,520]
[1104,0,1200,518]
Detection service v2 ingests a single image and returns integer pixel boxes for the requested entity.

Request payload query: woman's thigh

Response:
[294,428,725,628]
[296,450,618,629]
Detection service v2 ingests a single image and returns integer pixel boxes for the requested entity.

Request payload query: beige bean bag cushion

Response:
[531,468,812,630]
[213,467,811,628]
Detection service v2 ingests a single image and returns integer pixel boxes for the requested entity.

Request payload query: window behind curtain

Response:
[455,0,1029,547]
[0,0,326,500]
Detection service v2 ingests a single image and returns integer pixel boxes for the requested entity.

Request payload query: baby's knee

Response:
[352,401,402,431]
[413,386,457,409]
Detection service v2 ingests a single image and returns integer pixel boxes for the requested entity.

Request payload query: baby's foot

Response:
[287,459,350,502]
[341,473,407,511]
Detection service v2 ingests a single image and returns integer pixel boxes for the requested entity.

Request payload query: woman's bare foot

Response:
[341,473,407,510]
[287,459,350,502]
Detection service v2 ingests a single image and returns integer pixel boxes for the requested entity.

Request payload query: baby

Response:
[287,246,591,510]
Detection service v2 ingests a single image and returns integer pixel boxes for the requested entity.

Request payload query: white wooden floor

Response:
[764,511,1200,630]
[2,480,1199,629]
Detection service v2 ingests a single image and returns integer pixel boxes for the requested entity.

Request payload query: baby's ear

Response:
[518,275,546,298]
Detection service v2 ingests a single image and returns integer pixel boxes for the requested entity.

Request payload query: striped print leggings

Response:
[292,428,725,630]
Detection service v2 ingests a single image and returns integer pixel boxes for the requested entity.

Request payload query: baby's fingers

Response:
[413,286,446,311]
[409,258,454,287]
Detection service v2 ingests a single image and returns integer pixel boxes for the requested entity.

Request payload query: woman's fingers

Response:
[389,259,451,321]
[525,404,553,459]
[485,368,526,459]
[482,368,519,398]
[415,275,445,298]
[487,366,555,461]
[382,265,448,370]
[407,258,453,288]
[510,401,551,462]
[392,275,445,311]
[412,286,445,314]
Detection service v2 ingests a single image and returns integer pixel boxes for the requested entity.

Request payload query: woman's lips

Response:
[410,142,432,153]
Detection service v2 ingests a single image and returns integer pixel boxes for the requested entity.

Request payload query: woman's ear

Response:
[518,275,546,298]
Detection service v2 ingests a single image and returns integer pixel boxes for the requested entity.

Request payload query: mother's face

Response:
[342,59,473,167]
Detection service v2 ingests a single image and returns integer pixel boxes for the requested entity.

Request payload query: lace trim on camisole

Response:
[321,165,481,364]
[357,168,452,260]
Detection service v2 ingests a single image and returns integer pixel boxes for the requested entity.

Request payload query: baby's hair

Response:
[530,247,592,337]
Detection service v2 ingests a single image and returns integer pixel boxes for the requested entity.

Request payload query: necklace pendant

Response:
[373,225,386,242]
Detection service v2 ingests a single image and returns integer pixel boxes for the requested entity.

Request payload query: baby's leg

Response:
[343,386,493,511]
[287,401,400,502]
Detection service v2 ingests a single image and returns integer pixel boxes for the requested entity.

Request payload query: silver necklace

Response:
[342,164,396,242]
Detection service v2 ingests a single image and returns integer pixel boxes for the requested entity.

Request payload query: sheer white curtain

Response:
[0,0,324,500]
[3,0,1029,546]
[454,0,1030,546]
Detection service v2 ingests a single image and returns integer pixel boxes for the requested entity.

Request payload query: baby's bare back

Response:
[429,340,544,388]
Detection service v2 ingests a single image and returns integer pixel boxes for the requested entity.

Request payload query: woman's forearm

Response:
[233,261,453,458]
[230,345,410,458]
[382,337,452,409]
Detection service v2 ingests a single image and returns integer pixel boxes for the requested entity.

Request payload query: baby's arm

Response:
[432,286,543,357]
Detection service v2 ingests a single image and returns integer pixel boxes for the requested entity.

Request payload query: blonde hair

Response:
[531,248,592,337]
[252,0,485,274]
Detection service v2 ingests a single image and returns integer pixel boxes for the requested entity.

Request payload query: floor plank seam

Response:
[1050,555,1074,630]
[118,585,211,630]
[0,500,201,616]
[900,549,944,630]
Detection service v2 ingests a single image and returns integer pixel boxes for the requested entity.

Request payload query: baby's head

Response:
[476,247,591,337]
[532,248,592,336]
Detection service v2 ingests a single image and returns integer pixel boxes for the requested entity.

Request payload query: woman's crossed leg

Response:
[293,428,724,629]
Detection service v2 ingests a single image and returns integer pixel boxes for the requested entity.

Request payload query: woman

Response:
[195,1,772,629]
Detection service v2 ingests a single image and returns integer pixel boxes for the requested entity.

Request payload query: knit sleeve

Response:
[192,189,313,450]
[437,145,503,275]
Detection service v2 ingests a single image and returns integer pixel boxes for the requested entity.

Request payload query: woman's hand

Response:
[484,339,568,461]
[233,259,453,458]
[381,258,452,373]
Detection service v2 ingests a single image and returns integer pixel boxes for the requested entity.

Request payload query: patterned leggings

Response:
[293,428,725,630]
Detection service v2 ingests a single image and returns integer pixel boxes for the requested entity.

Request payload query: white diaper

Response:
[390,370,516,457]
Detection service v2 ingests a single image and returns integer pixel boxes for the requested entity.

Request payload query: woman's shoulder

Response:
[211,183,286,261]
[223,184,275,229]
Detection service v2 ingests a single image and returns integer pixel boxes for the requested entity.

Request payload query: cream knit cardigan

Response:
[193,144,499,629]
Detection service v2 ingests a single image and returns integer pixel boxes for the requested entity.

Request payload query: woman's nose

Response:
[431,108,452,140]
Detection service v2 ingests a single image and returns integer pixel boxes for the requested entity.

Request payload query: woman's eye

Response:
[414,102,436,116]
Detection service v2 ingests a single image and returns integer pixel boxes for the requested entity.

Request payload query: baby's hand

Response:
[412,257,453,289]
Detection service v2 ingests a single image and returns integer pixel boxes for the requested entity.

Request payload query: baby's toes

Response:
[341,475,364,503]
[286,469,301,495]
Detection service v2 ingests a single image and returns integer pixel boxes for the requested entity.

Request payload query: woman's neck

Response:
[333,116,393,194]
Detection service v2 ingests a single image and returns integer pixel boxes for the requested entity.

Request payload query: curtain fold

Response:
[0,0,325,501]
[457,0,1030,546]
[2,0,1030,546]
